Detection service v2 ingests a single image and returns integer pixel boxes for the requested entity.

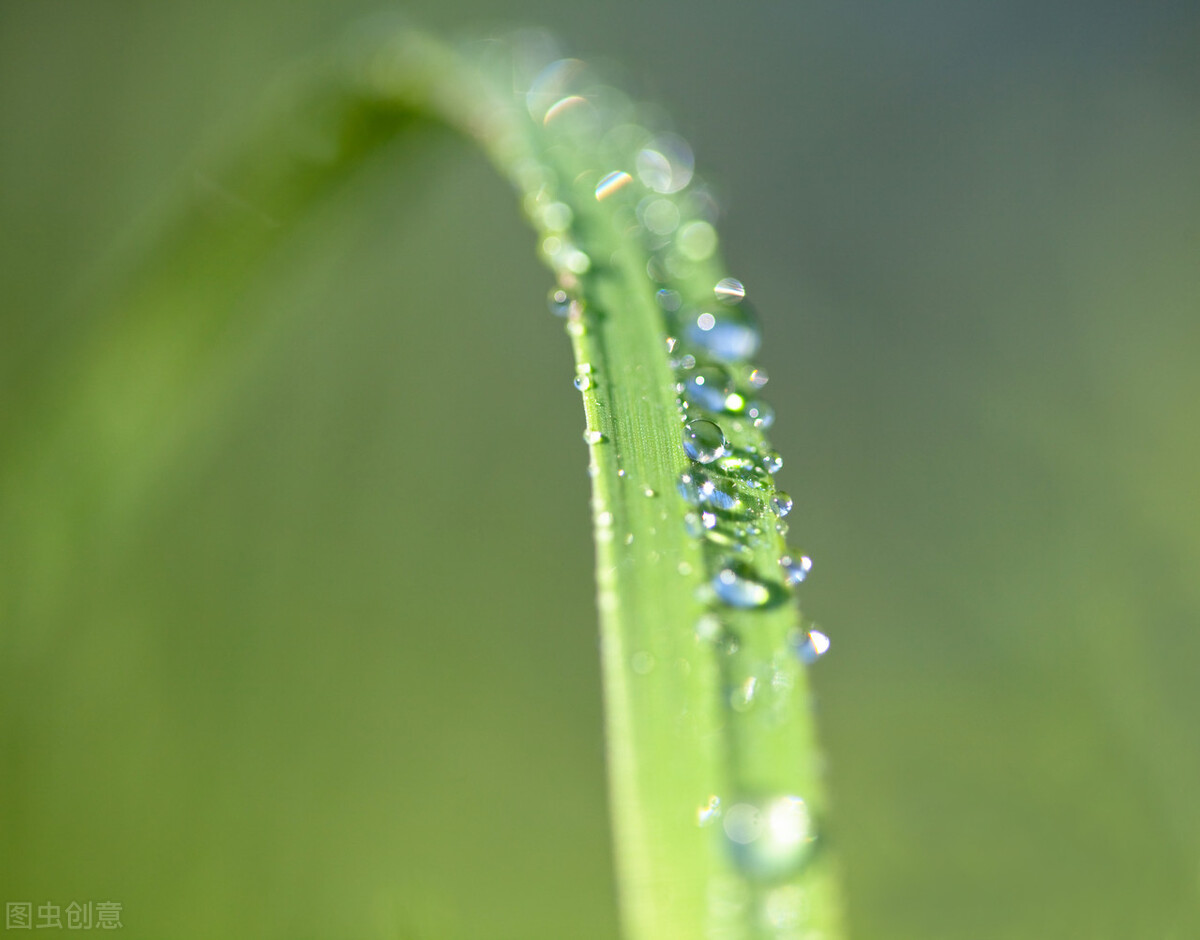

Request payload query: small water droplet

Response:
[685,305,762,363]
[635,133,694,193]
[643,486,656,497]
[596,510,614,527]
[657,289,682,312]
[685,366,743,413]
[763,884,807,929]
[677,220,718,262]
[713,562,771,608]
[679,354,696,370]
[683,419,727,464]
[780,554,812,585]
[701,511,718,530]
[548,287,572,317]
[540,201,573,231]
[595,170,633,200]
[695,613,723,644]
[747,367,769,389]
[793,628,831,664]
[770,493,793,518]
[714,277,746,303]
[723,794,818,881]
[746,400,775,429]
[574,374,591,391]
[761,451,783,474]
[583,429,604,445]
[698,794,723,826]
[730,675,758,712]
[617,468,626,477]
[631,650,656,674]
[640,197,681,235]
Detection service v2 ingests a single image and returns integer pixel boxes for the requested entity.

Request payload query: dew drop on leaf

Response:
[682,418,726,464]
[723,795,818,881]
[779,553,812,585]
[713,561,771,608]
[685,304,762,363]
[714,277,746,304]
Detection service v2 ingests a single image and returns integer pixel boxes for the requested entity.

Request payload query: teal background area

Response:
[2,2,1198,938]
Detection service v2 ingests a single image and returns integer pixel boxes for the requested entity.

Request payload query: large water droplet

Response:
[683,419,726,464]
[713,562,771,608]
[685,366,742,413]
[723,794,818,881]
[770,493,793,518]
[780,554,812,585]
[684,305,762,363]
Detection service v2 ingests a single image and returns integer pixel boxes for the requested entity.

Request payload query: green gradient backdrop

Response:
[2,2,1198,938]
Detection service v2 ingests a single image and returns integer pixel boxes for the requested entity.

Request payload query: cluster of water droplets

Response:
[504,41,832,903]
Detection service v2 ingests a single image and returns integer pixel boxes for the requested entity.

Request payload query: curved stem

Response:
[0,29,843,940]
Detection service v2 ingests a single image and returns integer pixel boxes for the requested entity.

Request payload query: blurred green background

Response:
[2,1,1198,938]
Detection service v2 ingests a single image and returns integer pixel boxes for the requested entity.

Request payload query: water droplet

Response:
[635,133,694,194]
[540,201,573,231]
[701,511,718,530]
[656,288,682,312]
[747,367,769,389]
[770,493,793,518]
[780,554,812,585]
[596,510,614,527]
[595,170,633,200]
[746,400,775,429]
[713,562,771,608]
[761,451,783,475]
[677,220,717,262]
[679,354,696,370]
[640,197,681,235]
[763,884,807,929]
[695,614,723,643]
[714,277,746,303]
[642,486,656,497]
[683,419,727,464]
[617,468,626,477]
[686,366,742,413]
[574,374,591,391]
[793,628,830,664]
[583,429,604,445]
[685,305,762,363]
[631,650,656,674]
[730,675,758,712]
[723,794,818,881]
[548,287,572,317]
[698,794,722,826]
[664,335,678,353]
